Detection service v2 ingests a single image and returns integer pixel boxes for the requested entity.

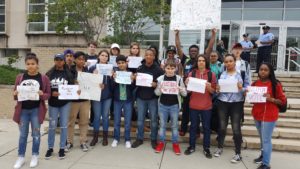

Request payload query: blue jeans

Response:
[158,104,179,143]
[18,108,40,157]
[255,120,276,166]
[136,98,158,141]
[189,109,212,149]
[113,100,132,141]
[92,99,112,132]
[48,103,71,149]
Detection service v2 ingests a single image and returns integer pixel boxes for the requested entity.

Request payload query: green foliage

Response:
[0,65,24,85]
[7,55,21,68]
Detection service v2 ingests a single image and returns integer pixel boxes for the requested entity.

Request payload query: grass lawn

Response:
[0,65,24,85]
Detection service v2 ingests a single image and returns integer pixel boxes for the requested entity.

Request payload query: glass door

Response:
[245,26,261,69]
[229,21,241,51]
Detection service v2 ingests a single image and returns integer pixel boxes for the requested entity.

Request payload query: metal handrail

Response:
[287,47,300,72]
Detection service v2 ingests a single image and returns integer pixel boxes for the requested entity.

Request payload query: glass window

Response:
[221,25,230,50]
[243,9,283,20]
[0,0,4,5]
[286,0,300,8]
[221,0,242,8]
[221,9,242,20]
[244,0,284,8]
[0,0,4,32]
[286,27,300,71]
[285,9,300,20]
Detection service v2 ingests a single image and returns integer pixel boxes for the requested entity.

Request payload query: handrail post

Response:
[288,48,291,73]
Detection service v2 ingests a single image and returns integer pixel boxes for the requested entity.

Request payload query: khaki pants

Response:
[67,101,90,144]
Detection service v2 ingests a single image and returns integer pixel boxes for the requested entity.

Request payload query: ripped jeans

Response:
[18,108,41,157]
[48,103,71,149]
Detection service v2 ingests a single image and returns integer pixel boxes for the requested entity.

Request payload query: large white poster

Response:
[77,72,103,101]
[170,0,221,30]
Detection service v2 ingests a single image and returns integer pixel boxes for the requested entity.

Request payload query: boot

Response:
[102,131,108,146]
[90,131,99,146]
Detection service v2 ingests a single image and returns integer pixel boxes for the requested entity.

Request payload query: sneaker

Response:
[58,149,65,160]
[203,149,212,159]
[45,148,53,160]
[131,139,143,148]
[111,139,118,148]
[184,146,195,155]
[173,143,181,155]
[65,143,73,152]
[151,140,157,149]
[125,141,131,148]
[29,155,38,168]
[257,164,271,169]
[213,148,223,157]
[231,154,242,163]
[13,157,25,169]
[179,130,186,136]
[254,154,263,164]
[80,144,89,152]
[155,142,165,153]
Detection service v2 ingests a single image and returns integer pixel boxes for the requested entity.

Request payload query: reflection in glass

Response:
[243,9,283,20]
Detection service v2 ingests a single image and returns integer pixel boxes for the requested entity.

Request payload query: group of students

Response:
[12,29,286,169]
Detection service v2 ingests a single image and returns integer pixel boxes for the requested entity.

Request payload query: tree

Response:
[104,0,170,45]
[28,0,111,43]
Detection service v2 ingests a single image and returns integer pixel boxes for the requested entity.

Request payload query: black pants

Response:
[256,46,272,72]
[217,100,243,154]
[241,52,251,63]
[180,94,200,133]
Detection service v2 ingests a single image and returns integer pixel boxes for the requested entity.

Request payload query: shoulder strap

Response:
[207,71,212,83]
[192,69,196,77]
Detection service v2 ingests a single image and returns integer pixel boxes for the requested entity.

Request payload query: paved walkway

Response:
[0,119,299,169]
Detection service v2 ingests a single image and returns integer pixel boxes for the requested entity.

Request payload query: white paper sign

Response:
[246,86,268,103]
[96,64,113,76]
[170,0,221,30]
[115,71,132,85]
[87,59,98,69]
[109,56,118,67]
[136,73,153,87]
[77,72,103,101]
[219,79,239,93]
[128,56,143,68]
[17,86,39,101]
[58,85,79,100]
[187,77,207,94]
[161,81,179,95]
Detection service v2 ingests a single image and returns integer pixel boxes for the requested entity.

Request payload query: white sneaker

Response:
[125,141,131,148]
[13,157,25,169]
[111,139,118,148]
[30,155,39,168]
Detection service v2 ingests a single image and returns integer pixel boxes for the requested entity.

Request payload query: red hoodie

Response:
[188,69,217,110]
[251,80,286,122]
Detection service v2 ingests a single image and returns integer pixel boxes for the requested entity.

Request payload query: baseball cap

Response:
[111,43,120,49]
[64,49,74,56]
[54,53,64,60]
[243,33,249,37]
[166,45,177,54]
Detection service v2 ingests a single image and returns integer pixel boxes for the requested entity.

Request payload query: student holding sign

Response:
[214,54,245,163]
[45,53,75,160]
[132,49,164,149]
[111,55,135,148]
[184,55,217,158]
[88,50,113,147]
[67,52,92,153]
[154,60,187,155]
[13,53,51,169]
[250,63,286,169]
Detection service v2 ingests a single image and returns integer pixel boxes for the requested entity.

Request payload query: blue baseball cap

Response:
[54,53,65,60]
[64,49,74,56]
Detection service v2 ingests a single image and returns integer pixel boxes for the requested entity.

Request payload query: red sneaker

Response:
[155,142,164,153]
[173,143,181,155]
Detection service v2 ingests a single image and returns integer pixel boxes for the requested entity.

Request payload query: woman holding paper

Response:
[214,54,245,163]
[45,53,75,160]
[13,53,51,169]
[184,55,216,159]
[251,63,286,169]
[88,50,113,147]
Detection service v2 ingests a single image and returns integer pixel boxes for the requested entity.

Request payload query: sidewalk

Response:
[0,119,299,169]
